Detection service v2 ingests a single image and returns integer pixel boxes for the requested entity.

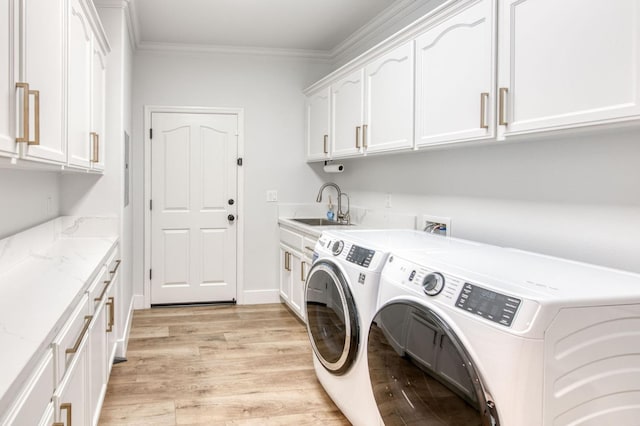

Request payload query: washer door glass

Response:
[368,301,498,426]
[305,260,359,375]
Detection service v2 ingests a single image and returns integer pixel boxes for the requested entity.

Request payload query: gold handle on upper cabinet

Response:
[29,90,40,145]
[90,132,99,163]
[110,259,122,275]
[362,124,368,148]
[355,126,361,149]
[498,87,508,126]
[480,92,489,129]
[95,133,100,163]
[65,316,92,355]
[301,261,306,282]
[15,82,29,143]
[107,297,115,332]
[323,134,328,154]
[58,402,72,426]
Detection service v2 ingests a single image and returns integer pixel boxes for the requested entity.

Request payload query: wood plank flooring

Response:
[99,304,350,425]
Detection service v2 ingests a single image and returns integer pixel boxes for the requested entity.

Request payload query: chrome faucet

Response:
[316,182,350,224]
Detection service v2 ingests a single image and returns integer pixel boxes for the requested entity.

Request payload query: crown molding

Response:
[94,0,140,50]
[136,41,332,61]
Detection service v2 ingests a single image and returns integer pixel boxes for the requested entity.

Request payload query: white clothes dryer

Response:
[369,244,640,426]
[304,230,484,426]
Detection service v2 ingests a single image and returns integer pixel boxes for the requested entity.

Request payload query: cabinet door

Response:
[279,245,292,303]
[106,281,118,368]
[364,41,415,154]
[20,0,66,163]
[497,0,640,138]
[67,0,93,169]
[90,42,106,172]
[331,69,364,158]
[88,302,107,426]
[289,253,304,320]
[306,87,330,161]
[415,0,496,147]
[0,0,18,158]
[54,336,88,426]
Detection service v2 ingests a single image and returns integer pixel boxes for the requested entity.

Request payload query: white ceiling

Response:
[129,0,408,54]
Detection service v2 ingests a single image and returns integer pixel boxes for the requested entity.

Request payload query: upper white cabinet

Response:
[67,0,93,170]
[496,0,640,138]
[18,0,67,164]
[2,0,108,170]
[331,69,365,158]
[415,0,495,147]
[0,1,17,158]
[305,87,330,161]
[364,41,414,153]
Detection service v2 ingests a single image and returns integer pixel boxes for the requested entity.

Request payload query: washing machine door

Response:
[368,301,499,426]
[305,259,359,375]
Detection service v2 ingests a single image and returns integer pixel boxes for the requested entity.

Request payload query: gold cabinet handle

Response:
[94,280,111,302]
[355,126,361,149]
[90,132,99,163]
[29,90,40,145]
[95,133,100,163]
[65,316,92,355]
[362,124,368,148]
[15,82,30,143]
[480,92,489,129]
[301,261,306,282]
[323,134,328,154]
[107,297,115,332]
[284,251,290,271]
[110,259,121,275]
[58,402,72,426]
[498,87,508,126]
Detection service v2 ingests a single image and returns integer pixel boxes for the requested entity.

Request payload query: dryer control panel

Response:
[455,283,521,327]
[346,245,375,268]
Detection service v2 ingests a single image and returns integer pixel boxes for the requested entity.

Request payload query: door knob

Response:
[228,214,235,221]
[228,199,235,205]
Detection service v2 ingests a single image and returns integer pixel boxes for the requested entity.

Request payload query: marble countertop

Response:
[0,217,118,414]
[277,217,356,238]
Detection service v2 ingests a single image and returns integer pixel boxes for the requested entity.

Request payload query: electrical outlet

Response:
[422,215,451,236]
[266,190,278,202]
[384,193,392,208]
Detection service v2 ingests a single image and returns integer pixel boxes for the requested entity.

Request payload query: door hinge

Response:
[150,128,153,139]
[150,199,152,210]
[237,158,243,166]
[149,269,152,280]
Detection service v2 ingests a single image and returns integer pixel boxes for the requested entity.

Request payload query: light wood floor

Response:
[99,304,350,425]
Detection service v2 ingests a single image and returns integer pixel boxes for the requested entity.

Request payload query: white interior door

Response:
[151,112,238,304]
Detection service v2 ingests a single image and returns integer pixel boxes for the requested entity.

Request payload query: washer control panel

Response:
[455,283,521,327]
[422,272,445,296]
[346,245,375,268]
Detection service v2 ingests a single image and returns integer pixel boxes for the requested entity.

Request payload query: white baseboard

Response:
[116,297,135,357]
[133,293,146,310]
[241,289,281,305]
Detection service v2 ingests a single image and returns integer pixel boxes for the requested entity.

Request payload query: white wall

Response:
[326,127,640,273]
[132,50,331,303]
[0,169,60,239]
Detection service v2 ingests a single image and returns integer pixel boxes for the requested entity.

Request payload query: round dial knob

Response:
[332,240,344,256]
[422,272,445,296]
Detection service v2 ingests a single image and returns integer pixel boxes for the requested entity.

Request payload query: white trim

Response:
[116,296,135,357]
[242,289,281,305]
[136,41,332,60]
[93,0,138,51]
[143,106,245,308]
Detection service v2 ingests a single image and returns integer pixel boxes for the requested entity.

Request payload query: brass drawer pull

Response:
[107,297,115,332]
[301,261,306,282]
[15,82,30,143]
[56,402,72,426]
[110,259,121,275]
[362,124,368,148]
[355,126,361,149]
[65,316,92,355]
[30,90,40,145]
[94,280,111,302]
[323,134,328,154]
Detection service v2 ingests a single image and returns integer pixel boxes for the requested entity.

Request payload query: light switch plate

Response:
[266,190,278,202]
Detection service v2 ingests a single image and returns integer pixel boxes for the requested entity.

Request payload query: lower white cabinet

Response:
[0,243,123,426]
[278,225,318,321]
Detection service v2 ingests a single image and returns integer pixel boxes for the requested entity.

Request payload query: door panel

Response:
[151,112,238,304]
[331,70,364,158]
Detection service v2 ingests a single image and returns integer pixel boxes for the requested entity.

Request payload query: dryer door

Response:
[305,259,359,375]
[368,300,499,426]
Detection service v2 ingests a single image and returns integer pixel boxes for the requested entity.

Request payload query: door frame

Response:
[143,105,245,308]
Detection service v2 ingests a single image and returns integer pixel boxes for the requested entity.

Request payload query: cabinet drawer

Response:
[1,349,54,426]
[52,295,90,385]
[279,227,303,251]
[85,265,109,314]
[106,246,121,277]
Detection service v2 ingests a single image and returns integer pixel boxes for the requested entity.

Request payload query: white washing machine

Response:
[369,244,640,425]
[304,229,485,425]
